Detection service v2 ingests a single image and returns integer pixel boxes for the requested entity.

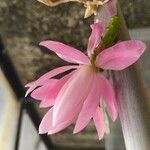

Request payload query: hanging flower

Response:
[25,22,146,140]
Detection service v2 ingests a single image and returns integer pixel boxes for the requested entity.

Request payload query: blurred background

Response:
[0,0,150,150]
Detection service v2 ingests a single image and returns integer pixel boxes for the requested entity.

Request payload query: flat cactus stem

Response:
[95,2,150,150]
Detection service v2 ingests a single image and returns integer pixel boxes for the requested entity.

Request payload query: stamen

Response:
[100,98,110,134]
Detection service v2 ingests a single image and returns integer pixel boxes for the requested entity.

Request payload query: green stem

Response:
[102,16,121,48]
[94,16,121,56]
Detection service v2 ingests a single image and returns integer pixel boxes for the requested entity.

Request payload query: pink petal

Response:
[25,85,38,98]
[97,74,117,121]
[96,40,146,70]
[39,106,81,134]
[40,41,89,64]
[87,22,104,56]
[39,71,75,108]
[53,66,94,126]
[39,108,53,134]
[97,0,117,28]
[31,79,57,101]
[73,75,101,133]
[25,65,78,97]
[48,105,82,134]
[25,81,35,87]
[93,107,105,140]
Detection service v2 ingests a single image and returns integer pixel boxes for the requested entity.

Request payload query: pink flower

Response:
[25,22,146,140]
